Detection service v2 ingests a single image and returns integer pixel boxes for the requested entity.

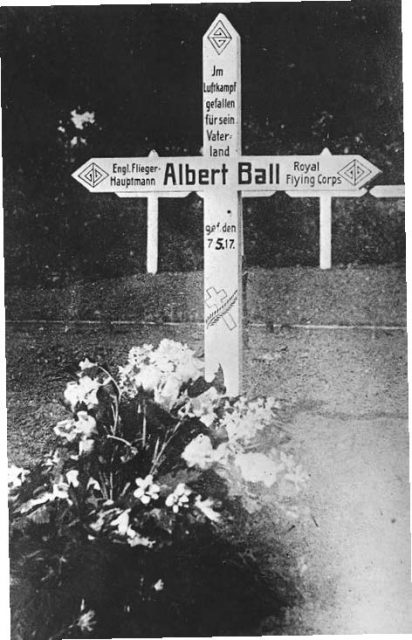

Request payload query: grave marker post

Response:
[287,190,367,270]
[202,14,243,395]
[147,195,159,274]
[116,150,191,275]
[319,195,332,269]
[72,14,381,397]
[146,150,160,274]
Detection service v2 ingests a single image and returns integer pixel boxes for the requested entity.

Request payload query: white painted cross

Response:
[201,15,242,392]
[72,13,381,396]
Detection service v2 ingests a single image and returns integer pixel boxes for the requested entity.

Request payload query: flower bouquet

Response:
[9,340,307,638]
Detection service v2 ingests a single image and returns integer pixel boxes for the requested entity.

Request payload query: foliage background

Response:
[1,1,404,288]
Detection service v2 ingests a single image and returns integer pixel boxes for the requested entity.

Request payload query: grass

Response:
[5,265,406,325]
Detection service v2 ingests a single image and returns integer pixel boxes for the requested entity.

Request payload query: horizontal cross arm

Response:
[116,192,191,199]
[369,185,405,198]
[286,189,367,198]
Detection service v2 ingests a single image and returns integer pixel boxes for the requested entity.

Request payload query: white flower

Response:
[175,351,204,383]
[220,396,277,445]
[194,496,221,522]
[52,481,70,501]
[77,599,96,632]
[153,579,164,591]
[66,470,80,488]
[152,339,183,371]
[235,452,283,488]
[181,434,214,469]
[78,609,96,632]
[119,341,202,401]
[19,475,73,512]
[111,509,130,536]
[8,465,30,490]
[213,442,229,464]
[70,109,95,130]
[221,413,251,443]
[64,376,100,410]
[87,477,101,492]
[134,364,163,392]
[153,340,203,383]
[127,344,153,366]
[79,438,95,456]
[75,411,97,439]
[54,412,96,446]
[185,387,219,426]
[133,475,160,505]
[78,358,96,371]
[54,475,75,500]
[182,435,228,470]
[165,483,191,513]
[54,418,78,441]
[126,528,155,548]
[89,510,107,533]
[154,374,181,410]
[64,381,82,409]
[78,375,101,408]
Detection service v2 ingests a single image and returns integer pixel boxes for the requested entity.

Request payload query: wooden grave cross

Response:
[73,13,380,397]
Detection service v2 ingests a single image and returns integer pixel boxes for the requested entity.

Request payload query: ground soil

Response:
[6,265,411,634]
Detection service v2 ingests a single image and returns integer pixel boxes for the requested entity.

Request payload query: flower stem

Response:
[109,471,114,500]
[119,481,131,498]
[99,472,109,500]
[150,421,182,474]
[142,402,147,448]
[107,434,133,448]
[98,365,122,400]
[111,398,119,435]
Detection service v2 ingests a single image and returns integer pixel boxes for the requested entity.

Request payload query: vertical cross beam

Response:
[203,14,242,396]
[146,150,160,274]
[319,195,332,269]
[147,195,159,274]
[287,183,369,270]
[116,151,192,276]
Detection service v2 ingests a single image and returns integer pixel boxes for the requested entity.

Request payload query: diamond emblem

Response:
[78,162,109,188]
[338,159,372,187]
[208,19,232,55]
